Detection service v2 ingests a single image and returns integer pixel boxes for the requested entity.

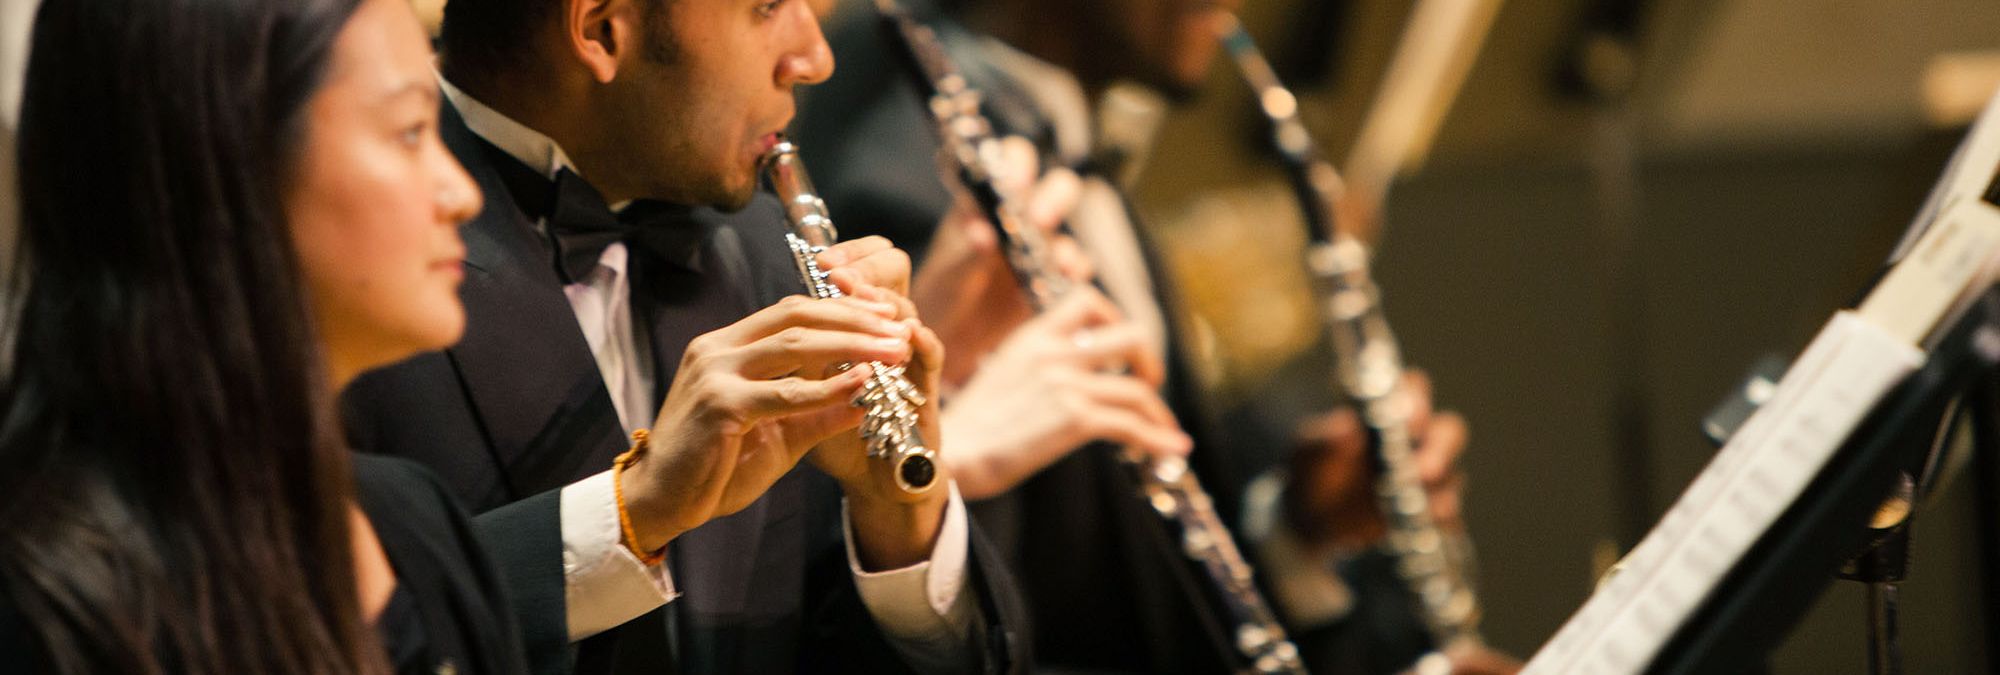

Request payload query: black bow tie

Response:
[490,154,704,284]
[542,168,627,283]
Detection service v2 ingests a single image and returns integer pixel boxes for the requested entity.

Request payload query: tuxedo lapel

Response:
[438,100,630,498]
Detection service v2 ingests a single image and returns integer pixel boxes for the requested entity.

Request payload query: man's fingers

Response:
[1081,405,1193,459]
[732,423,819,480]
[905,318,945,387]
[855,285,921,323]
[734,328,914,379]
[1026,168,1081,235]
[1430,473,1465,530]
[722,296,904,344]
[934,191,1002,254]
[1402,369,1434,437]
[870,315,943,407]
[1074,372,1184,434]
[1067,323,1165,386]
[1049,235,1096,282]
[728,366,873,419]
[770,400,870,453]
[1416,411,1468,487]
[1038,286,1125,334]
[846,284,894,311]
[825,244,912,297]
[814,235,894,268]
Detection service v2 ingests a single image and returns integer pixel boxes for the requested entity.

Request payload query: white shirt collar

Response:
[439,74,637,212]
[438,74,579,182]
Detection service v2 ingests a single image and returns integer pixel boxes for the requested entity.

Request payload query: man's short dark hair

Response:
[439,0,677,81]
[437,0,559,79]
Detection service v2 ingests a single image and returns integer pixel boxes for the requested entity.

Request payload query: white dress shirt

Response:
[973,42,1361,628]
[440,79,979,664]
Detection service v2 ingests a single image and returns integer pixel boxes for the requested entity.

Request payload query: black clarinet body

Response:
[1217,14,1485,675]
[872,3,1309,673]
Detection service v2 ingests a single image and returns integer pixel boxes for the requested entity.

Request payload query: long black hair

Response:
[0,0,376,671]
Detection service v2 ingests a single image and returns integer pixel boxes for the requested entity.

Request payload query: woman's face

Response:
[288,0,480,386]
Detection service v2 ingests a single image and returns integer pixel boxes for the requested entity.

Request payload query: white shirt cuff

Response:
[560,470,678,641]
[844,481,978,669]
[1243,471,1356,629]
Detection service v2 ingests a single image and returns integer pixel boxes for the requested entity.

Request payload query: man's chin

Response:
[671,173,759,213]
[709,182,759,213]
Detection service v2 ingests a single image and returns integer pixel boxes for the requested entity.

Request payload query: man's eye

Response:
[756,0,783,18]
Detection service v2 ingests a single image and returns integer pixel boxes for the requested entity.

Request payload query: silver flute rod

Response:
[762,138,940,494]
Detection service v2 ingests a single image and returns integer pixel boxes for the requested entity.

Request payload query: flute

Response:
[763,138,940,494]
[1218,13,1485,675]
[873,3,1307,673]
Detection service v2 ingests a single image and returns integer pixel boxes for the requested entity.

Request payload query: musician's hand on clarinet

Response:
[618,295,913,555]
[941,288,1191,500]
[1283,370,1469,553]
[912,135,1086,387]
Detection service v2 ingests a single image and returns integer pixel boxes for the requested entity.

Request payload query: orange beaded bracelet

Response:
[612,428,667,566]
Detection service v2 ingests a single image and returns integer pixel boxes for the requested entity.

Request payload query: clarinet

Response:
[872,4,1306,673]
[762,138,940,494]
[1217,13,1484,674]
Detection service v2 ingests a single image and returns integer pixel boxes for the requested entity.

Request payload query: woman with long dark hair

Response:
[0,0,534,670]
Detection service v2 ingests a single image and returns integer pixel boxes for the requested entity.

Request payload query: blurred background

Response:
[1125,0,2000,671]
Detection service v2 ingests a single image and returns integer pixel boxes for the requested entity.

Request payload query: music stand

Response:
[1645,286,2000,674]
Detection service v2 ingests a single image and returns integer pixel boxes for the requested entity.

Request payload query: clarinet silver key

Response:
[1219,12,1485,670]
[763,138,939,494]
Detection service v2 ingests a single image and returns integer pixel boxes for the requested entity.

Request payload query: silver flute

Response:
[873,3,1306,673]
[1217,13,1483,673]
[763,138,940,494]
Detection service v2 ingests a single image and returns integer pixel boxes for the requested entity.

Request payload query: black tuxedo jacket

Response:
[341,99,1028,675]
[794,9,1431,674]
[358,453,540,675]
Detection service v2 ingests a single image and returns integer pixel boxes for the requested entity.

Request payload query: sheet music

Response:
[1864,203,2000,346]
[1522,312,1922,674]
[1522,86,2000,670]
[1893,88,2000,264]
